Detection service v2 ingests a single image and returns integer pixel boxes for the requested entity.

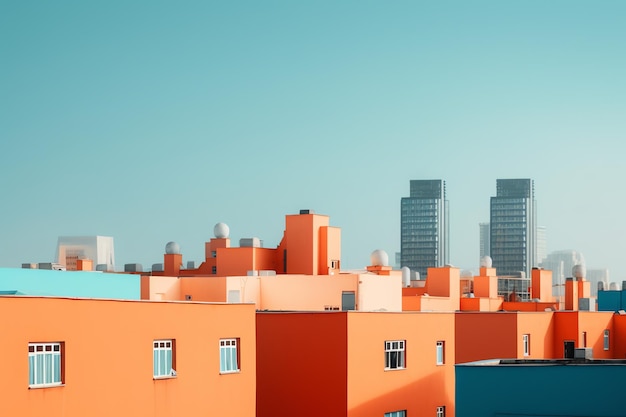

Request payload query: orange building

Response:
[256,311,455,417]
[0,296,256,417]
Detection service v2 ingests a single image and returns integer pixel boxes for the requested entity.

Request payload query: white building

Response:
[55,236,115,271]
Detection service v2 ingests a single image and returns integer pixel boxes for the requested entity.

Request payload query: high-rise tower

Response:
[401,179,449,278]
[490,179,536,277]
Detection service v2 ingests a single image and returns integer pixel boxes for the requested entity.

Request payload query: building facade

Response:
[479,223,490,260]
[490,179,536,277]
[401,180,449,279]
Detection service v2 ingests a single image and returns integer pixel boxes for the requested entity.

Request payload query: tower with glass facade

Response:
[490,179,536,277]
[401,180,449,279]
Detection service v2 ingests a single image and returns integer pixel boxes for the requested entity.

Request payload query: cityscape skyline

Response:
[2,1,626,279]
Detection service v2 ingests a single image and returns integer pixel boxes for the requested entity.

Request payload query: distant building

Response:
[479,223,490,260]
[55,236,115,271]
[490,179,536,277]
[539,250,585,297]
[536,225,547,264]
[400,180,449,279]
[587,268,610,297]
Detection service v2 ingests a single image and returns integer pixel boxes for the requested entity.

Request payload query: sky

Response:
[1,1,626,280]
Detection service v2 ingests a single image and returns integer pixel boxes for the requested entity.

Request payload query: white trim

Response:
[220,338,240,373]
[384,340,405,370]
[28,342,62,388]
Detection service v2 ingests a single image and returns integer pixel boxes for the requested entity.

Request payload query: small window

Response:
[604,330,610,351]
[211,266,217,274]
[385,340,405,370]
[211,251,216,258]
[28,342,63,388]
[523,334,530,357]
[582,331,587,348]
[385,411,406,417]
[437,406,446,417]
[436,341,445,365]
[153,339,176,378]
[220,338,240,373]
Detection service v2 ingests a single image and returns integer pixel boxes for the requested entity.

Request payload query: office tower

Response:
[56,236,116,271]
[490,179,536,277]
[539,250,585,297]
[401,179,449,278]
[479,223,490,260]
[536,226,547,265]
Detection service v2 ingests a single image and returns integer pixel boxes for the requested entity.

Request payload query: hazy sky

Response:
[2,1,625,280]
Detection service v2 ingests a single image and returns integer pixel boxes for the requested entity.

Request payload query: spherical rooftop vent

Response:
[214,222,230,239]
[480,256,493,268]
[165,241,181,255]
[572,264,586,279]
[370,249,389,267]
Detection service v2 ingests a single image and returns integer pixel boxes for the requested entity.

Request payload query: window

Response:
[153,340,176,378]
[523,334,530,356]
[385,340,405,370]
[384,411,406,417]
[437,406,446,417]
[436,341,445,365]
[220,338,240,373]
[211,250,216,258]
[604,330,610,350]
[28,342,63,388]
[211,266,217,274]
[582,331,587,348]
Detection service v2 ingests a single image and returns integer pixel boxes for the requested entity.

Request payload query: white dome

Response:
[480,256,493,268]
[572,264,586,279]
[214,222,230,239]
[165,241,180,255]
[370,249,389,267]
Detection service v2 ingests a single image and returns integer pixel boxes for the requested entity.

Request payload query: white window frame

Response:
[437,405,446,417]
[153,339,175,378]
[220,338,240,373]
[384,411,406,417]
[604,329,610,351]
[523,334,530,357]
[436,340,445,365]
[385,340,405,370]
[28,342,63,388]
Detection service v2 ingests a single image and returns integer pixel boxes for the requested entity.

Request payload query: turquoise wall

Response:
[456,361,626,417]
[598,290,623,312]
[0,268,140,299]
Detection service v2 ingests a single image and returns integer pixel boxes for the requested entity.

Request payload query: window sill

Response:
[29,383,64,390]
[220,370,241,375]
[153,375,177,380]
[384,367,406,372]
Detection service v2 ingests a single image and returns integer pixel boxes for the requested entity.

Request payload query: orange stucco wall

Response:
[516,312,555,358]
[347,312,455,417]
[0,296,256,417]
[319,225,341,273]
[256,312,348,417]
[283,213,329,275]
[180,277,227,302]
[455,312,518,363]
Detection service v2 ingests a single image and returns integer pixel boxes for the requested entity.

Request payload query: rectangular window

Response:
[220,338,240,373]
[437,406,446,417]
[436,341,445,365]
[153,340,176,378]
[385,340,405,370]
[523,334,530,357]
[384,411,406,417]
[582,331,587,348]
[604,330,610,350]
[28,342,63,388]
[211,266,217,274]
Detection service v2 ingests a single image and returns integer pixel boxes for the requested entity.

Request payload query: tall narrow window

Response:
[604,330,610,351]
[385,340,405,370]
[153,340,176,378]
[582,331,587,348]
[28,342,63,388]
[437,406,446,417]
[220,338,240,373]
[436,341,445,365]
[523,334,530,357]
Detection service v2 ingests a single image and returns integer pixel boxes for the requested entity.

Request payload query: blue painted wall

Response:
[0,268,140,299]
[598,290,623,312]
[456,361,626,417]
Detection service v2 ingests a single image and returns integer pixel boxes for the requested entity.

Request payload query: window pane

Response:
[220,347,226,372]
[29,356,35,385]
[166,349,172,371]
[53,353,61,383]
[153,350,158,376]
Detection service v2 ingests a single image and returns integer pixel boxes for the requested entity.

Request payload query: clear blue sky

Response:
[2,1,625,280]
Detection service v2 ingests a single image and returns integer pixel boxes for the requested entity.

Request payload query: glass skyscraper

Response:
[400,179,449,279]
[490,179,536,277]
